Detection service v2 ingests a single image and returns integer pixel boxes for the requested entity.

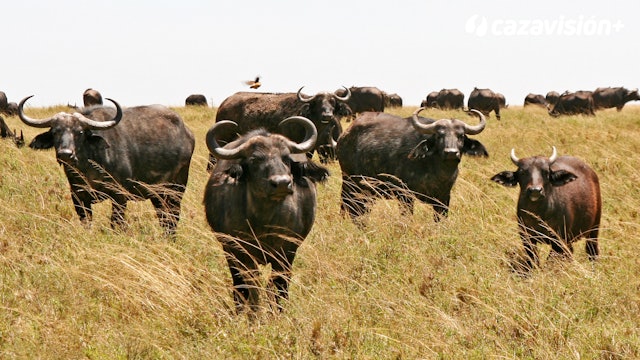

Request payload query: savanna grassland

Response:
[1,104,639,359]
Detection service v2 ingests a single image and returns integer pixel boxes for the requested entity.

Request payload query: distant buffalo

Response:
[549,91,595,117]
[82,88,103,107]
[185,94,208,106]
[423,89,465,110]
[491,147,601,271]
[337,108,488,222]
[336,86,385,117]
[524,93,548,108]
[20,96,195,235]
[204,116,329,312]
[545,91,560,107]
[468,87,501,120]
[0,115,24,147]
[592,87,640,111]
[383,92,403,107]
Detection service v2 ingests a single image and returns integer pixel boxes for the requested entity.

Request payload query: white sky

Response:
[3,0,639,107]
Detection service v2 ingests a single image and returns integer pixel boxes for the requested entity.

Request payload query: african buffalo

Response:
[468,87,501,120]
[383,92,403,108]
[204,116,329,312]
[337,108,488,222]
[496,93,507,109]
[524,93,548,108]
[0,91,7,114]
[593,87,640,111]
[19,96,195,235]
[549,91,595,117]
[421,91,440,108]
[0,116,24,147]
[545,91,560,107]
[212,86,351,166]
[429,89,465,110]
[336,86,385,116]
[185,94,208,106]
[491,147,601,271]
[82,88,103,107]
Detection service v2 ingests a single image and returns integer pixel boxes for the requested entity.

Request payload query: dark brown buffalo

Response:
[430,89,465,110]
[421,91,440,108]
[549,91,595,116]
[212,87,351,166]
[6,102,18,116]
[204,116,329,312]
[0,115,24,147]
[383,92,403,107]
[468,87,501,120]
[336,108,488,222]
[593,87,640,111]
[524,93,548,108]
[496,92,507,109]
[336,86,385,115]
[0,91,7,114]
[545,91,560,107]
[20,96,195,235]
[82,88,103,107]
[185,94,208,106]
[491,147,601,271]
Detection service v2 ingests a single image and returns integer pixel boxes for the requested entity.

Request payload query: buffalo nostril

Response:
[270,176,292,192]
[57,149,74,159]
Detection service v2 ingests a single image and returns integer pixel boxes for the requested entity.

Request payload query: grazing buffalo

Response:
[496,93,507,109]
[491,147,601,271]
[545,91,560,107]
[383,92,403,108]
[19,96,195,235]
[185,94,208,106]
[428,89,465,110]
[6,102,18,116]
[212,87,351,166]
[524,93,548,108]
[204,116,329,312]
[336,86,385,115]
[82,88,103,107]
[421,91,440,108]
[337,108,488,222]
[548,91,595,117]
[0,116,24,147]
[468,87,502,120]
[592,87,640,111]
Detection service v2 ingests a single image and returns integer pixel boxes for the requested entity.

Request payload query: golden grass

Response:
[0,104,639,359]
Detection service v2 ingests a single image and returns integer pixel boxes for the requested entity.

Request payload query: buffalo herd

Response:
[4,81,631,313]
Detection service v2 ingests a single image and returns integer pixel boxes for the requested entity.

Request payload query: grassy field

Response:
[1,104,639,359]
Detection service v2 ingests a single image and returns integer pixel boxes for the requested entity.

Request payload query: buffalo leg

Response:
[268,247,298,311]
[150,187,184,236]
[431,196,450,222]
[340,178,369,219]
[71,191,93,224]
[224,249,260,313]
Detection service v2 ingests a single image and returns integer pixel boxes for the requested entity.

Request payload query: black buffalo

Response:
[0,115,24,147]
[524,93,548,108]
[204,116,329,312]
[337,108,488,222]
[82,88,103,107]
[421,91,440,108]
[545,91,560,107]
[549,91,595,117]
[383,92,403,108]
[212,87,351,166]
[426,89,465,110]
[491,147,601,271]
[468,87,502,120]
[0,91,7,114]
[592,87,640,111]
[336,86,385,116]
[19,96,195,235]
[185,94,208,106]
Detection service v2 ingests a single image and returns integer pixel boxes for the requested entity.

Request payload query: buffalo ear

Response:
[87,134,110,149]
[226,164,244,180]
[491,171,518,187]
[463,137,489,157]
[29,131,54,150]
[292,161,330,184]
[337,103,352,117]
[299,104,311,117]
[550,169,577,186]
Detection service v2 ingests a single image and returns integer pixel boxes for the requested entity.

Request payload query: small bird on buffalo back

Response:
[244,76,261,89]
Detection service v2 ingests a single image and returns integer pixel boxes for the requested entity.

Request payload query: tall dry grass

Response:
[0,104,639,359]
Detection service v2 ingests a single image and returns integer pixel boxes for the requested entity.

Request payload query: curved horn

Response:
[297,86,316,103]
[411,107,439,134]
[278,116,318,154]
[463,109,487,135]
[18,96,56,128]
[205,120,247,160]
[73,98,123,129]
[334,86,351,101]
[510,148,519,165]
[549,146,558,164]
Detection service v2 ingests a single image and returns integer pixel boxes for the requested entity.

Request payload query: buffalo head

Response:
[297,86,351,123]
[19,95,123,165]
